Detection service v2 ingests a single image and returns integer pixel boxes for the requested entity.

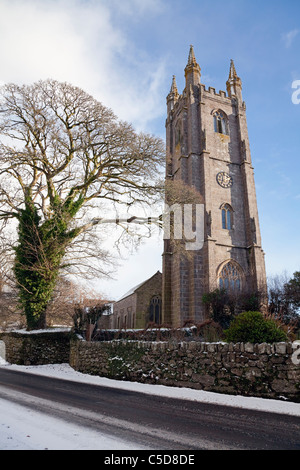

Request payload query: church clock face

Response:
[216,172,233,188]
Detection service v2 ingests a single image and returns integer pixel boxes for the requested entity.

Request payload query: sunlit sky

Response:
[0,0,299,300]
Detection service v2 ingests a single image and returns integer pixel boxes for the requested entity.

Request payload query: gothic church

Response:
[162,46,267,327]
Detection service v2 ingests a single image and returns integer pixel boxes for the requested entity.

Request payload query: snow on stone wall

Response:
[70,338,300,402]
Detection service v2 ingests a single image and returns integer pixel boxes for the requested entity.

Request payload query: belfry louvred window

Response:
[221,204,233,230]
[214,111,227,134]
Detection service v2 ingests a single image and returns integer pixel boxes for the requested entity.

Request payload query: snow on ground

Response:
[0,362,299,450]
[1,362,300,417]
[0,395,145,450]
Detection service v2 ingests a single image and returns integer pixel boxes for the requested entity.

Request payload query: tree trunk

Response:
[26,309,47,331]
[85,323,96,342]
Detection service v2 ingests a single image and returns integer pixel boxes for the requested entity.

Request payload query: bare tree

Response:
[0,79,165,329]
[267,272,291,317]
[284,271,300,313]
[268,272,300,330]
[0,228,24,331]
[45,277,106,328]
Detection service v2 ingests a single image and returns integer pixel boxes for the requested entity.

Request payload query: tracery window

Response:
[213,111,228,135]
[218,262,242,291]
[149,296,162,325]
[221,204,233,230]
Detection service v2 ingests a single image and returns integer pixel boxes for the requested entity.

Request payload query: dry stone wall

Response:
[1,330,299,402]
[70,339,300,402]
[0,330,71,365]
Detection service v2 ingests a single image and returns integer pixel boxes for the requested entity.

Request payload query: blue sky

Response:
[0,0,299,299]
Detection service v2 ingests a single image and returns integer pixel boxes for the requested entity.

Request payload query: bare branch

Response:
[0,79,165,329]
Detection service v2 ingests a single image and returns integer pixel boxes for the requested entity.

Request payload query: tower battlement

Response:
[203,86,230,99]
[162,47,267,327]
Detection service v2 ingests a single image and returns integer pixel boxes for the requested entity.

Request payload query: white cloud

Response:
[281,29,299,48]
[0,0,166,132]
[102,0,164,18]
[0,0,167,297]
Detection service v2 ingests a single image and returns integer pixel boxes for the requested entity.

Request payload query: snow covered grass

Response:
[2,362,300,417]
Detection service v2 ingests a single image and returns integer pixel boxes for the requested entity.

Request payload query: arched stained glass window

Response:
[218,262,242,292]
[213,111,228,135]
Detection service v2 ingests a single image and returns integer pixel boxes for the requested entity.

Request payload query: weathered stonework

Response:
[163,47,267,327]
[1,331,299,402]
[70,339,300,402]
[112,271,162,329]
[0,330,71,365]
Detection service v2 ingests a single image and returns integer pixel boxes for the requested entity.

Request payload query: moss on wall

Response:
[0,329,72,365]
[70,339,300,402]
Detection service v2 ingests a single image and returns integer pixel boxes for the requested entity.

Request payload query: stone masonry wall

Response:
[70,339,300,402]
[1,331,299,402]
[0,330,71,365]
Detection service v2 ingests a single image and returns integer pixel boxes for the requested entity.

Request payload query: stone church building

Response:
[113,46,267,329]
[112,271,162,329]
[162,46,267,327]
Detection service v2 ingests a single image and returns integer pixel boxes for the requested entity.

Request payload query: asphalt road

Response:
[0,368,299,450]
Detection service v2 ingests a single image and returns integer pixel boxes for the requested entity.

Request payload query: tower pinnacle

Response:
[226,59,242,99]
[170,75,179,96]
[163,55,267,327]
[187,45,197,66]
[167,75,179,112]
[228,59,238,79]
[184,45,201,86]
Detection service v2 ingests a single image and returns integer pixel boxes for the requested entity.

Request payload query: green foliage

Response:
[0,79,165,330]
[14,196,82,330]
[197,320,224,342]
[202,288,263,330]
[14,200,47,329]
[224,311,288,344]
[202,289,235,329]
[285,271,300,311]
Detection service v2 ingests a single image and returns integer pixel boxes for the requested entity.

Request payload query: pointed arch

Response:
[175,119,182,146]
[220,203,234,230]
[212,109,228,135]
[217,260,243,291]
[149,295,162,325]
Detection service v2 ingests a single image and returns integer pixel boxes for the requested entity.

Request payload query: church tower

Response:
[162,46,267,327]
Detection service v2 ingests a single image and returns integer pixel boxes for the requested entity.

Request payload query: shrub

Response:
[224,311,288,343]
[197,320,224,342]
[202,288,264,330]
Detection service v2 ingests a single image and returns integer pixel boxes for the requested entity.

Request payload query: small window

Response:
[175,121,182,146]
[149,296,162,325]
[213,111,228,135]
[221,204,233,230]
